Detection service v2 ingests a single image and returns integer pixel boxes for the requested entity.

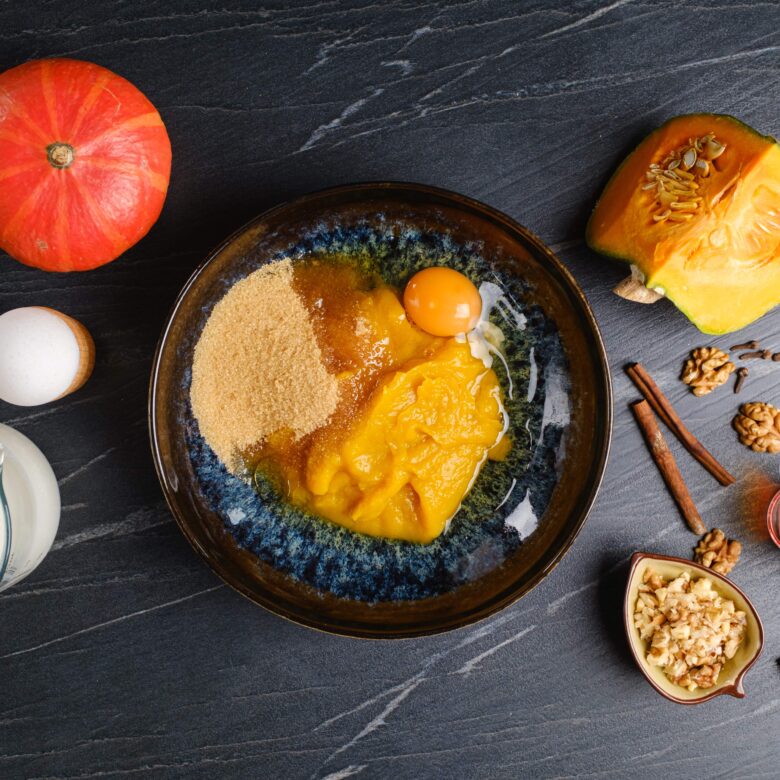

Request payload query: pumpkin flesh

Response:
[0,58,171,272]
[587,114,780,334]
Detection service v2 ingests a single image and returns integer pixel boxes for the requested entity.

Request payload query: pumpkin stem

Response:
[46,142,75,169]
[613,273,664,304]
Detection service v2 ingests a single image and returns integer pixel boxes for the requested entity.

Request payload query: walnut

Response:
[634,567,747,692]
[681,347,735,396]
[686,662,722,690]
[694,528,742,575]
[733,402,780,452]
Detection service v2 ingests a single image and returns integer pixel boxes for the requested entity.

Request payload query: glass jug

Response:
[0,424,60,592]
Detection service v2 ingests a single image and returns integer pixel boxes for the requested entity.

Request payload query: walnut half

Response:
[681,347,735,396]
[694,528,742,575]
[733,402,780,453]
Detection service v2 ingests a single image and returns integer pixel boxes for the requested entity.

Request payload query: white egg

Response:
[0,308,86,407]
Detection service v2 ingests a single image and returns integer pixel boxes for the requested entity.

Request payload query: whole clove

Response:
[772,353,780,362]
[738,349,772,360]
[734,367,748,394]
[731,340,759,351]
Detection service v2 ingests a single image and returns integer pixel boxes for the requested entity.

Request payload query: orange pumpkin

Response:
[587,114,780,334]
[0,58,171,272]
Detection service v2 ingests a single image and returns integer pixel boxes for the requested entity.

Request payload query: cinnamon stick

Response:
[625,363,736,486]
[631,400,707,535]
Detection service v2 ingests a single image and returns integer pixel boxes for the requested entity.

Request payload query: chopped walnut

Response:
[681,347,735,396]
[682,662,722,690]
[694,529,742,575]
[634,567,747,692]
[733,402,780,453]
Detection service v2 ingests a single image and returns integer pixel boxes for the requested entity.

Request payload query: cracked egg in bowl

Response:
[149,183,611,637]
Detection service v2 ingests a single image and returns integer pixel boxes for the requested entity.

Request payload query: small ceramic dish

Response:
[624,552,764,704]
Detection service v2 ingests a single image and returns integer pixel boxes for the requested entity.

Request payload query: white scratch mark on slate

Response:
[699,698,780,733]
[313,608,525,732]
[419,63,484,104]
[546,521,679,616]
[303,27,367,75]
[382,59,413,76]
[403,25,433,49]
[456,624,537,675]
[1,392,101,425]
[546,579,602,616]
[314,682,423,776]
[321,766,367,780]
[52,504,171,550]
[548,239,584,254]
[311,608,536,776]
[540,0,633,40]
[297,88,384,152]
[57,446,117,486]
[314,665,431,733]
[0,584,223,660]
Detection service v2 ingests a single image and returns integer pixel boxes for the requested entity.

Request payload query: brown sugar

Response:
[190,259,339,471]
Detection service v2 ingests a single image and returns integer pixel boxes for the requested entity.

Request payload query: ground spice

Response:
[190,259,339,471]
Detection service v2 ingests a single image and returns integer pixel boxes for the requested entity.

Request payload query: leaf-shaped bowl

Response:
[624,552,764,704]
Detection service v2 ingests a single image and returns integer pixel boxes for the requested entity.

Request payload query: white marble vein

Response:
[297,88,384,152]
[455,624,537,675]
[0,584,223,660]
[321,766,367,780]
[51,504,171,551]
[56,446,117,486]
[539,0,634,40]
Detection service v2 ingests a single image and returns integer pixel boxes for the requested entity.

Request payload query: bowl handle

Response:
[723,678,746,699]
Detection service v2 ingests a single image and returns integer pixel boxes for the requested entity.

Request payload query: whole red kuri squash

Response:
[0,58,171,272]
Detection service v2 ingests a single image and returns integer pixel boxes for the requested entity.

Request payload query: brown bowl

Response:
[149,182,612,637]
[624,552,764,704]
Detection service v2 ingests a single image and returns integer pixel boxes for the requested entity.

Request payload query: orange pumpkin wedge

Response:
[587,114,780,334]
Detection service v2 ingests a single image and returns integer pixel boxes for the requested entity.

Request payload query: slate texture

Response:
[1,2,779,778]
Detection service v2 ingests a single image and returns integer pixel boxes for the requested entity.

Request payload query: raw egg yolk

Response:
[403,267,483,337]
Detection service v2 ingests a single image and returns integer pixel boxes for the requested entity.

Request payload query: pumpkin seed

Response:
[644,134,723,223]
[682,148,697,170]
[703,139,725,159]
[667,182,694,194]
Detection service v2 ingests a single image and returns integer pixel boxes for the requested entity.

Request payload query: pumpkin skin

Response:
[0,58,171,272]
[587,114,780,334]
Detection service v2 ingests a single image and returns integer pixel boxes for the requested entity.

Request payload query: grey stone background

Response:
[1,1,778,778]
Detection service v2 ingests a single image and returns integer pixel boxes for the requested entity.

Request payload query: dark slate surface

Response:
[1,2,779,778]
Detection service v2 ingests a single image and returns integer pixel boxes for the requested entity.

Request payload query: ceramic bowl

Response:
[149,182,612,637]
[624,552,764,704]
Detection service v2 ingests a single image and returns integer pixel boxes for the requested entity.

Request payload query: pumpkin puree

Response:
[249,261,509,544]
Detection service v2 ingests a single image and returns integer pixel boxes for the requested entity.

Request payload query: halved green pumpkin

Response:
[587,114,780,334]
